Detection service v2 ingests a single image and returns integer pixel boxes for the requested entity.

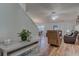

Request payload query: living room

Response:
[26,3,79,55]
[0,3,79,56]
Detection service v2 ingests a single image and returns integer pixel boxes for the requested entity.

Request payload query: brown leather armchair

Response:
[46,30,62,47]
[64,31,78,44]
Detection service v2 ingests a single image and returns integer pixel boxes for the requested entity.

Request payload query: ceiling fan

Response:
[51,12,59,20]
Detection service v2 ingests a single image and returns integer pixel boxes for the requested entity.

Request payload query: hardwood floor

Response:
[49,39,79,56]
[49,43,79,56]
[39,35,79,56]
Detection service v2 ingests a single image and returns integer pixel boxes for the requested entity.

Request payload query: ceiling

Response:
[26,3,79,24]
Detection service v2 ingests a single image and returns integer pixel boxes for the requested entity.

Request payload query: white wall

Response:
[0,4,38,42]
[75,25,79,31]
[19,3,26,11]
[0,4,18,41]
[17,4,38,41]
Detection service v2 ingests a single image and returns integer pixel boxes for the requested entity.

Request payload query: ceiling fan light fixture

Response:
[52,16,58,20]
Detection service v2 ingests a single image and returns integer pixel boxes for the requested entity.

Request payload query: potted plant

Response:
[18,29,31,41]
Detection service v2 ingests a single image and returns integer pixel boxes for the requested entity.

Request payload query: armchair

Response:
[64,31,78,44]
[46,30,62,47]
